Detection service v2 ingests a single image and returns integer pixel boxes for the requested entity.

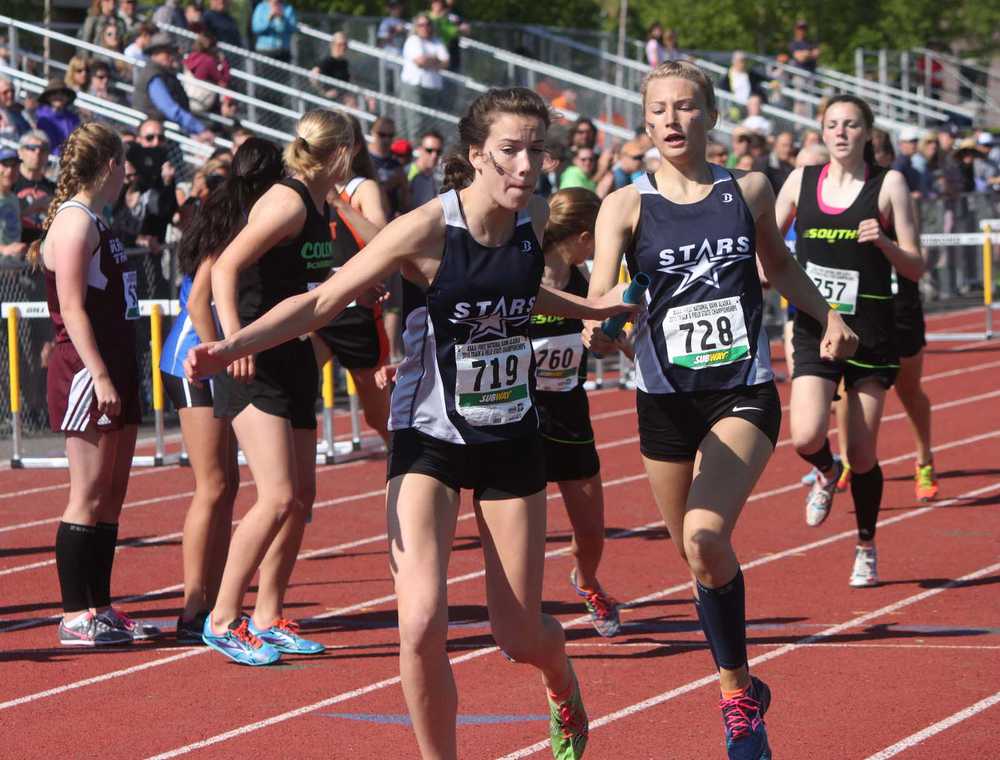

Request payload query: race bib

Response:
[532,333,584,393]
[806,262,859,315]
[454,336,532,426]
[663,296,750,370]
[122,271,140,320]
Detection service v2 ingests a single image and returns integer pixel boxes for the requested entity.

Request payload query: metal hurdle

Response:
[3,300,181,468]
[921,224,998,342]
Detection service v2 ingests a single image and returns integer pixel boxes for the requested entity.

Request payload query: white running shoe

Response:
[58,611,132,647]
[849,544,879,587]
[805,460,842,527]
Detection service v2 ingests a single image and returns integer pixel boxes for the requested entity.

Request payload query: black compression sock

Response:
[93,522,119,608]
[693,598,721,669]
[799,439,834,472]
[55,522,97,613]
[695,569,747,670]
[850,464,883,541]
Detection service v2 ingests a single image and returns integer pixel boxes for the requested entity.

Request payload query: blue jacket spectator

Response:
[252,0,297,62]
[35,80,81,155]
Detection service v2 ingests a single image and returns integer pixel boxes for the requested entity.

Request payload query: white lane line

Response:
[499,555,1000,759]
[138,476,1000,759]
[0,464,180,501]
[863,689,1000,759]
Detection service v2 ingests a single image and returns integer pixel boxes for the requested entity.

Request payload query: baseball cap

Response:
[899,126,920,142]
[977,132,994,146]
[0,148,20,163]
[390,137,413,159]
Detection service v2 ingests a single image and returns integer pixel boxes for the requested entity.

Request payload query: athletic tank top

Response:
[236,178,333,323]
[625,166,772,394]
[160,275,203,378]
[795,163,897,361]
[44,200,138,353]
[388,189,544,444]
[526,265,589,393]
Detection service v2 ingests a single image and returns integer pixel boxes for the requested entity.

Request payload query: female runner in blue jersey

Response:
[584,61,857,760]
[159,138,284,642]
[187,88,636,760]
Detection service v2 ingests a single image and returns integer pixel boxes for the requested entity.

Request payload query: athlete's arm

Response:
[47,210,119,415]
[865,169,924,282]
[774,166,802,235]
[534,280,636,320]
[351,178,390,229]
[582,186,639,354]
[743,171,859,361]
[186,256,221,344]
[210,184,306,381]
[333,195,382,245]
[187,202,441,379]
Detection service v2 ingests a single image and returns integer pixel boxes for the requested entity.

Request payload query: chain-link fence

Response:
[1,248,178,439]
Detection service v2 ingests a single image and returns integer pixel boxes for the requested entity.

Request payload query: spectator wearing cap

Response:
[80,0,127,47]
[13,131,54,245]
[972,133,1000,192]
[377,0,408,57]
[251,0,298,63]
[391,137,413,166]
[893,126,924,195]
[35,80,80,155]
[788,19,819,74]
[740,94,772,137]
[0,148,25,258]
[407,129,443,210]
[133,34,214,140]
[183,32,231,114]
[202,0,243,48]
[979,131,1000,166]
[400,14,449,139]
[0,76,31,138]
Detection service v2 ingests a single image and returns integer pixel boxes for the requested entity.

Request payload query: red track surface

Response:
[2,307,999,759]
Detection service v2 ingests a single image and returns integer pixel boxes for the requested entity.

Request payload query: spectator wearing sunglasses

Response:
[407,129,444,209]
[596,137,650,198]
[367,116,409,218]
[13,131,55,245]
[80,0,126,47]
[559,146,598,192]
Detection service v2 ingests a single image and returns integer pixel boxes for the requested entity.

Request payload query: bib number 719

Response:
[471,355,519,392]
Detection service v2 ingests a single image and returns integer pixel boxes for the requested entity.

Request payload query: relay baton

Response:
[593,272,650,358]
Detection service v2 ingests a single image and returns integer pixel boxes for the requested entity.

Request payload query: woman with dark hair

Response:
[585,60,858,760]
[310,115,393,444]
[777,95,923,587]
[187,87,637,759]
[160,137,284,642]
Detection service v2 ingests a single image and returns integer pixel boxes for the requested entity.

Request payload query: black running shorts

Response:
[637,381,782,461]
[163,372,214,409]
[314,307,387,370]
[387,427,547,500]
[536,386,600,483]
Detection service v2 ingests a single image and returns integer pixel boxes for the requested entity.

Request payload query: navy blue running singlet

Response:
[389,189,544,444]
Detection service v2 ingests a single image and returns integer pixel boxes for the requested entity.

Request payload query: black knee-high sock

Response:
[56,522,96,613]
[695,569,747,670]
[851,464,883,541]
[92,522,119,608]
[693,598,720,668]
[799,439,834,472]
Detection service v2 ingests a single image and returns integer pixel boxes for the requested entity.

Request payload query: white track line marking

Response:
[863,689,1000,759]
[138,476,1000,758]
[500,556,1000,759]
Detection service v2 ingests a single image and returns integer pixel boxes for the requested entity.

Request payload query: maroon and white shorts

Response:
[47,341,141,433]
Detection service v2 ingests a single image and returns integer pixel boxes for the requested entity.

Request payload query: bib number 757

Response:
[663,296,750,369]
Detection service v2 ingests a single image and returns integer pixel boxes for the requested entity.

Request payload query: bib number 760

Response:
[471,355,519,392]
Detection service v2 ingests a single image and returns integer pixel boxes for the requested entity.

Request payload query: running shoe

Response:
[915,464,939,502]
[720,676,772,760]
[176,611,209,645]
[801,454,841,487]
[836,461,852,492]
[58,611,132,647]
[247,617,325,655]
[202,615,281,666]
[547,663,588,760]
[805,459,843,527]
[99,607,162,640]
[849,544,879,588]
[569,568,621,638]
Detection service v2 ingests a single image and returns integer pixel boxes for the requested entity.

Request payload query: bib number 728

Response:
[677,316,734,354]
[471,355,519,392]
